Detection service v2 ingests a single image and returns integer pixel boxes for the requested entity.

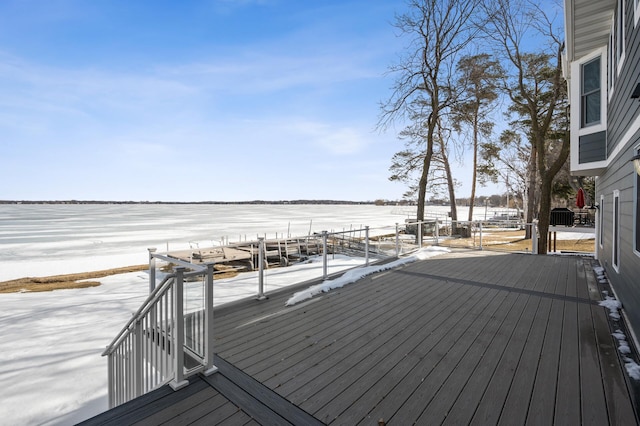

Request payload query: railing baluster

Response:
[163,296,167,383]
[257,238,266,300]
[322,231,328,280]
[365,226,369,266]
[204,263,217,375]
[170,268,188,390]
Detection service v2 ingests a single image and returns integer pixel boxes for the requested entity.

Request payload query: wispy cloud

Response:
[0,1,407,201]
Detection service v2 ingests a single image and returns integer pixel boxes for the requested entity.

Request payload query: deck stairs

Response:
[102,264,217,408]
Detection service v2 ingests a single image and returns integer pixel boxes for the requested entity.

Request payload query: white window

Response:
[613,190,620,272]
[617,0,626,73]
[581,57,601,127]
[569,48,608,174]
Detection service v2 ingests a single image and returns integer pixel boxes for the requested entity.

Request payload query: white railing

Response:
[103,221,549,408]
[102,264,217,408]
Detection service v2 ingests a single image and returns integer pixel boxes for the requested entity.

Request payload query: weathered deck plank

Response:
[493,256,565,425]
[86,250,638,425]
[468,256,562,425]
[263,274,474,397]
[312,282,496,422]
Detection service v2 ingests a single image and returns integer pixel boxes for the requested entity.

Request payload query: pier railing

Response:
[102,218,594,406]
[147,222,549,301]
[102,263,217,408]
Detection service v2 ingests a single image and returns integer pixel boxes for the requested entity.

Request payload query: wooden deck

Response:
[82,249,639,425]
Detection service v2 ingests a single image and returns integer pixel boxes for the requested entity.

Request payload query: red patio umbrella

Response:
[576,187,585,209]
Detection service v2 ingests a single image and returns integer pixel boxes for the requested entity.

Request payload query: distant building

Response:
[564,0,640,334]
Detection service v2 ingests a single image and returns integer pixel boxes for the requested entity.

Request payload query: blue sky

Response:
[0,0,504,202]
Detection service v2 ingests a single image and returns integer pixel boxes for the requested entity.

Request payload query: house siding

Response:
[607,0,640,156]
[598,139,640,331]
[579,131,607,162]
[597,0,640,334]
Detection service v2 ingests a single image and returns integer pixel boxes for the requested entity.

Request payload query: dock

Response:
[81,249,638,425]
[165,234,374,271]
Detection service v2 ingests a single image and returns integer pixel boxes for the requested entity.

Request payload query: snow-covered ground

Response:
[0,247,448,425]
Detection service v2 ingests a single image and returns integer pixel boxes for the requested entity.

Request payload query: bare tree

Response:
[482,128,531,216]
[380,0,483,222]
[452,53,502,220]
[434,123,460,232]
[483,0,568,253]
[389,114,461,220]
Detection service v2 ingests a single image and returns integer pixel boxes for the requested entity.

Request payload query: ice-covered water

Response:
[0,203,507,281]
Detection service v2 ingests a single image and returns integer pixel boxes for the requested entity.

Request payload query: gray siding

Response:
[597,0,640,335]
[579,131,607,162]
[606,0,640,156]
[598,141,640,333]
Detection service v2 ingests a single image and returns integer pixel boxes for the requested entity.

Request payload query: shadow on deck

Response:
[81,249,639,425]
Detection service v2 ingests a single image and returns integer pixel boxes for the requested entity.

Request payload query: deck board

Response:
[555,295,581,423]
[524,298,565,425]
[440,291,529,425]
[86,250,638,425]
[494,256,565,425]
[349,285,504,423]
[266,276,473,399]
[311,282,491,421]
[318,279,487,423]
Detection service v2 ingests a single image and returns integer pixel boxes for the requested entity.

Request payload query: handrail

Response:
[102,266,210,356]
[102,273,176,356]
[103,263,216,408]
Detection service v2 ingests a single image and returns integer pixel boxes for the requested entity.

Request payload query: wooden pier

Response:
[165,234,375,271]
[82,249,638,425]
[165,237,324,271]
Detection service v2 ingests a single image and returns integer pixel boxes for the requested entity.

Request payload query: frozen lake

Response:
[0,203,510,281]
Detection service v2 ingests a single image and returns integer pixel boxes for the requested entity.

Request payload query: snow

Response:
[611,328,640,380]
[593,266,640,381]
[625,361,640,381]
[0,249,449,425]
[285,246,450,306]
[599,296,622,320]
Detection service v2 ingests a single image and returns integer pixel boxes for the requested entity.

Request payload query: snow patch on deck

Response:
[285,246,450,306]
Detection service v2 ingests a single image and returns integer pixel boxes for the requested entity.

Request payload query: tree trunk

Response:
[468,111,479,222]
[524,144,537,239]
[440,133,458,235]
[537,175,553,254]
[416,139,435,245]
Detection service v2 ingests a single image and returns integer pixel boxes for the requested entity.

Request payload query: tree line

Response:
[379,0,579,254]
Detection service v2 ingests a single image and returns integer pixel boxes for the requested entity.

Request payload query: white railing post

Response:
[365,226,370,266]
[170,267,188,391]
[395,223,400,257]
[203,263,217,375]
[148,248,157,293]
[479,221,483,250]
[322,231,328,280]
[257,237,266,300]
[435,219,439,245]
[418,221,422,248]
[532,222,538,254]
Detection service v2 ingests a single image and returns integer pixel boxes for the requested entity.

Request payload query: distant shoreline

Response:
[0,200,405,206]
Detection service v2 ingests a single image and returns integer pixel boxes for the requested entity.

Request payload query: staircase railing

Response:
[102,263,217,408]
